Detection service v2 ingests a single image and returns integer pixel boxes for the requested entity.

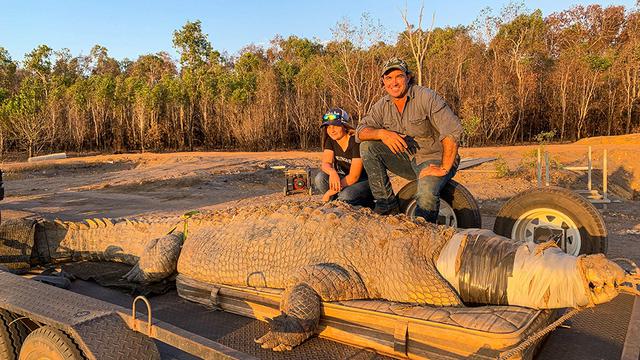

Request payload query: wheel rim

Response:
[406,200,457,227]
[511,208,582,256]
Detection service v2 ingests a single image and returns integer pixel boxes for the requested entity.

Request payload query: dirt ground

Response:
[2,135,640,264]
[1,134,639,359]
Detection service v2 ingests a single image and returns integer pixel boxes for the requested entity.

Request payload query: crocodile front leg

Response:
[123,232,184,283]
[255,263,368,351]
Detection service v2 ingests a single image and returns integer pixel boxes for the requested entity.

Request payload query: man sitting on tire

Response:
[356,58,463,221]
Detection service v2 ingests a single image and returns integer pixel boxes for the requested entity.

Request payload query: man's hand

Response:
[380,130,408,154]
[329,171,341,191]
[419,164,448,178]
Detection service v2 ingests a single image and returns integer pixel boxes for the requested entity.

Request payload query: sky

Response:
[0,0,637,63]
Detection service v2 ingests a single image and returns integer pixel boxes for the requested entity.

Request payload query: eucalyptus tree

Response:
[0,47,17,101]
[0,78,50,157]
[24,45,53,97]
[491,8,547,143]
[270,35,325,148]
[326,14,388,123]
[618,9,640,134]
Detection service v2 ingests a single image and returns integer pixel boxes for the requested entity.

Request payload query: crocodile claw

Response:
[254,314,313,351]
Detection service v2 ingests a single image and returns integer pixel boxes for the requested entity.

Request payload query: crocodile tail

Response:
[36,216,181,265]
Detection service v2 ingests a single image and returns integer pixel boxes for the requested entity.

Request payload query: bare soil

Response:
[1,135,639,263]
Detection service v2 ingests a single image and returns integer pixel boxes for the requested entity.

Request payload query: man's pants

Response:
[360,140,458,222]
[314,172,374,208]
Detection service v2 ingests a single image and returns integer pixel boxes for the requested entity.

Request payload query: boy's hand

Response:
[322,189,339,202]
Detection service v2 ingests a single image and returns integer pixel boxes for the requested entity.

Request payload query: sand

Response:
[1,135,639,263]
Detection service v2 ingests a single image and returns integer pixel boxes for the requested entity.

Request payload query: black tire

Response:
[0,310,29,360]
[493,186,607,256]
[397,179,482,228]
[19,326,84,360]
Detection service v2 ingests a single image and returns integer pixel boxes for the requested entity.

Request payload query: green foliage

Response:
[520,148,539,169]
[274,60,299,92]
[494,156,512,178]
[172,20,213,69]
[519,147,563,175]
[428,26,467,57]
[0,47,17,86]
[533,130,556,144]
[585,54,613,72]
[461,115,481,142]
[0,88,8,103]
[24,45,53,78]
[0,78,48,156]
[276,35,323,62]
[0,3,637,156]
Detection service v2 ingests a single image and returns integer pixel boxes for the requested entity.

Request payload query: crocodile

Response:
[2,200,627,351]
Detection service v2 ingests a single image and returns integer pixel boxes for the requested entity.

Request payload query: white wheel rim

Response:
[511,208,582,256]
[406,200,458,228]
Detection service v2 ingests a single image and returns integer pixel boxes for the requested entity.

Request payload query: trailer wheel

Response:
[0,310,29,360]
[493,186,607,256]
[397,179,482,228]
[19,326,84,360]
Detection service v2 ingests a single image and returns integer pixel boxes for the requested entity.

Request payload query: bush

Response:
[533,130,556,144]
[494,156,511,178]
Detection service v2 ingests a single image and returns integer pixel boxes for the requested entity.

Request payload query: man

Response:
[356,58,462,222]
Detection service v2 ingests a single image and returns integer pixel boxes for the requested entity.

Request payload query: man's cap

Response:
[381,57,410,77]
[321,108,353,129]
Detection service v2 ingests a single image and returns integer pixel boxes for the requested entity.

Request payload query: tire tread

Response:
[493,186,607,254]
[0,310,29,360]
[397,179,481,228]
[19,326,85,360]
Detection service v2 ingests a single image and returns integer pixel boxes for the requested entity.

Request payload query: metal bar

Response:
[537,147,542,187]
[124,315,256,360]
[588,146,592,191]
[622,297,640,360]
[587,199,619,204]
[132,296,152,336]
[544,152,550,186]
[575,190,601,194]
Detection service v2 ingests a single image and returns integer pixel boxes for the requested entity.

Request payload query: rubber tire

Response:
[397,179,482,228]
[19,326,84,360]
[0,310,29,360]
[493,186,607,255]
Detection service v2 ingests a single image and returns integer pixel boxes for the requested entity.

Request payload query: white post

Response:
[537,147,542,187]
[603,149,608,201]
[587,146,592,191]
[545,152,550,187]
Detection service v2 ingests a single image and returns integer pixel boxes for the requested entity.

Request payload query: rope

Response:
[498,308,582,360]
[500,256,639,359]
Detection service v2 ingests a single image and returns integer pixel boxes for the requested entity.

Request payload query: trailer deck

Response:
[66,275,394,360]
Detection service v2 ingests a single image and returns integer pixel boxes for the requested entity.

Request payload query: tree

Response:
[0,78,50,157]
[24,45,53,93]
[172,20,214,69]
[492,9,547,143]
[400,2,435,86]
[0,47,17,101]
[326,14,389,123]
[619,11,640,133]
[89,45,120,76]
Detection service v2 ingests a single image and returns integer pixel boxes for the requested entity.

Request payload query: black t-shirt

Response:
[323,136,367,180]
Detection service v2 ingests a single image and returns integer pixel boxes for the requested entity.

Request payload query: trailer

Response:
[1,265,566,360]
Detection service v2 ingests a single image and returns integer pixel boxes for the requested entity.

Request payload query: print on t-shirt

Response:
[323,136,367,179]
